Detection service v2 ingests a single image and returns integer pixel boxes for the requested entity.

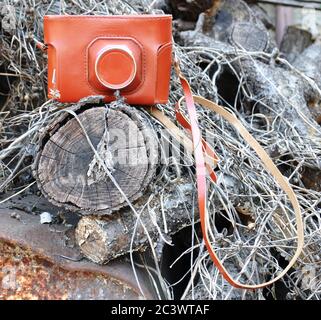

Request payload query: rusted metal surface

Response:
[0,208,156,300]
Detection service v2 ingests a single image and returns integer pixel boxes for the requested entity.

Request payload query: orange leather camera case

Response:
[44,15,172,104]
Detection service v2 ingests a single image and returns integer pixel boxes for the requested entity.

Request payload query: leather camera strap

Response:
[148,63,304,289]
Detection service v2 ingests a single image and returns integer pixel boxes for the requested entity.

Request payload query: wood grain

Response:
[34,106,158,215]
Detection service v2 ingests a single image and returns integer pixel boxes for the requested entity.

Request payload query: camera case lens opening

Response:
[95,47,137,90]
[87,38,143,95]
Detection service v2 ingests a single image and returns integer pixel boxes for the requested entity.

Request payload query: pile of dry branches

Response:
[1,0,321,300]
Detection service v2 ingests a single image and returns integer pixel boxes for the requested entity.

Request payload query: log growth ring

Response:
[34,106,158,215]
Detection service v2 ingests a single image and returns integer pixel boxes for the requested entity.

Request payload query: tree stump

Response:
[33,105,158,215]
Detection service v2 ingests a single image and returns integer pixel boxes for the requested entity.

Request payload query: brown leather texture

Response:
[44,15,172,104]
[148,69,304,289]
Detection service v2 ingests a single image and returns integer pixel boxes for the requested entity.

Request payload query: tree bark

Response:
[75,171,251,264]
[75,178,197,264]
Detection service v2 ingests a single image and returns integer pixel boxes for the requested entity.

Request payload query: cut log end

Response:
[76,216,116,264]
[33,105,158,216]
[231,22,268,52]
[75,214,143,264]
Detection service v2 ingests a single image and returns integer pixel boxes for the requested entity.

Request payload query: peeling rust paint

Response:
[0,242,140,300]
[0,208,156,300]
